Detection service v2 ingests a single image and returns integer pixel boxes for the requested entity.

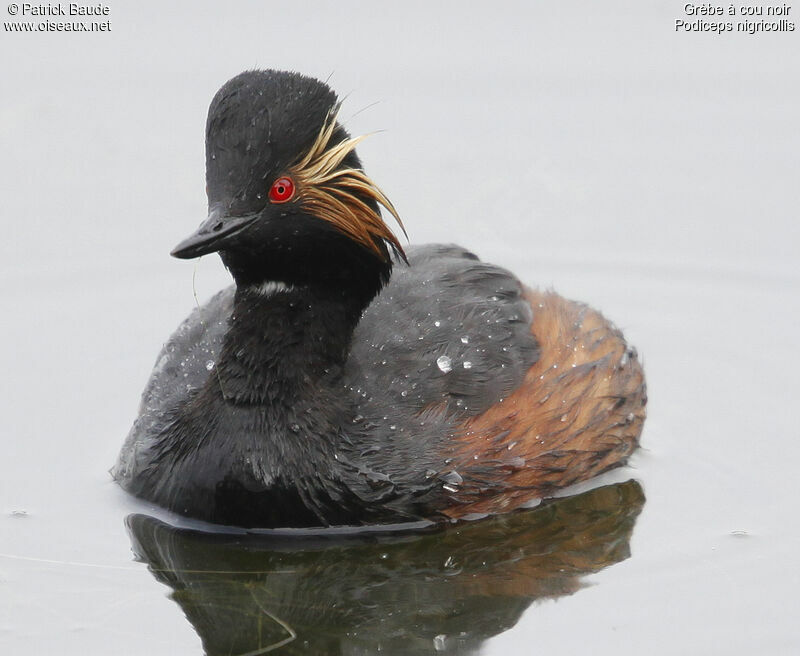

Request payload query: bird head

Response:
[171,70,405,296]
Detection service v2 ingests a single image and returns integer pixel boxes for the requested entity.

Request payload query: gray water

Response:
[1,2,799,654]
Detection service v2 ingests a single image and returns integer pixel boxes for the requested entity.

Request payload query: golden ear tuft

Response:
[289,107,407,262]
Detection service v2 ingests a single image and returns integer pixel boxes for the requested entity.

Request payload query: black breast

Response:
[114,244,539,526]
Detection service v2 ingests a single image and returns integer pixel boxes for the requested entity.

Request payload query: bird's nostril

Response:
[212,222,223,232]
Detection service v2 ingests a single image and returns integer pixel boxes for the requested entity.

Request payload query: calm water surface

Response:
[1,3,798,654]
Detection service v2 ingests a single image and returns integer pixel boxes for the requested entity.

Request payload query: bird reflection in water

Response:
[126,480,645,655]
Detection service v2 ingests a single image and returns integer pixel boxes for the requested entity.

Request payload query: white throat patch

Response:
[250,281,295,297]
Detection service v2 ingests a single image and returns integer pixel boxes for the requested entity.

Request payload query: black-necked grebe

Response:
[114,70,646,528]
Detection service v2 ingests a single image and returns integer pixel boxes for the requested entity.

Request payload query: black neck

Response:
[209,284,367,405]
[219,222,393,306]
[206,228,394,408]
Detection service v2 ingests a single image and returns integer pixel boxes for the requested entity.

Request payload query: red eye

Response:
[268,176,295,203]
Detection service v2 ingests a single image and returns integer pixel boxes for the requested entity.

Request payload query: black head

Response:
[171,70,405,301]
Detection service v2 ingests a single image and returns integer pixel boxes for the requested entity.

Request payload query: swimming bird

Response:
[114,70,646,528]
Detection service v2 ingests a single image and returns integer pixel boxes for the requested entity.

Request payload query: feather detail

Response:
[289,107,407,262]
